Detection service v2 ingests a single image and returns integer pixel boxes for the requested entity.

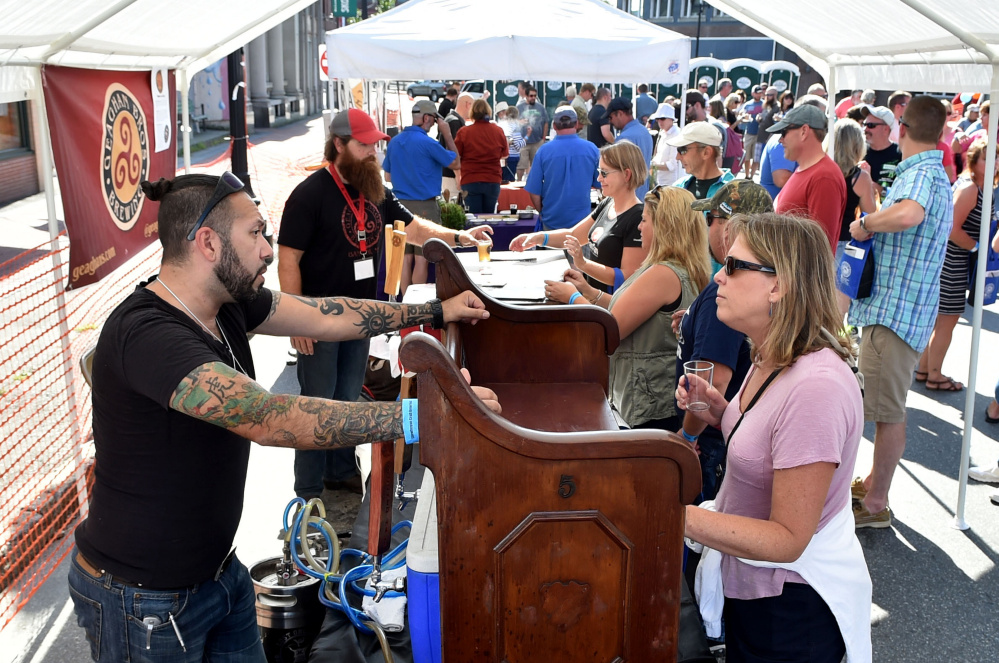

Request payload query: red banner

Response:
[42,66,175,289]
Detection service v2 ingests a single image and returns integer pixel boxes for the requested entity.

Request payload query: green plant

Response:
[438,199,467,231]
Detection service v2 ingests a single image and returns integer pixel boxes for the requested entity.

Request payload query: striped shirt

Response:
[849,150,952,352]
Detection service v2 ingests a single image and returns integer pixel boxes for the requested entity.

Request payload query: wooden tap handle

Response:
[367,440,396,558]
[383,229,407,298]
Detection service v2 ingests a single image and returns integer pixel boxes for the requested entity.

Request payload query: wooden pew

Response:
[400,241,702,661]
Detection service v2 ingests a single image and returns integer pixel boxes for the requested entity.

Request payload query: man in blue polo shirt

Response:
[606,96,653,198]
[524,107,600,231]
[675,181,773,500]
[382,99,460,288]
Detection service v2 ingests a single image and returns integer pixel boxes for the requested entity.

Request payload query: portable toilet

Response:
[656,83,684,102]
[495,80,525,109]
[762,61,801,97]
[542,80,568,119]
[724,58,762,97]
[689,57,725,96]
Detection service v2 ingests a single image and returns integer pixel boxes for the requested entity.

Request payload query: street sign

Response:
[318,45,328,81]
[332,0,357,17]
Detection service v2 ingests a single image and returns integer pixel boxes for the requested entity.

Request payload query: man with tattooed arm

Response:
[67,171,500,663]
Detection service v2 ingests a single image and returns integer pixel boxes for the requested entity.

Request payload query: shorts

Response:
[519,141,542,171]
[742,133,758,162]
[858,324,920,423]
[754,142,765,163]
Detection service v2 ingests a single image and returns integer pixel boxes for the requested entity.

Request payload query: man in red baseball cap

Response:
[277,108,493,503]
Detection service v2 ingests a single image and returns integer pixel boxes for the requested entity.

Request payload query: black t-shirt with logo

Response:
[588,105,610,148]
[75,283,272,588]
[279,168,414,299]
[684,175,722,201]
[865,143,902,199]
[583,198,644,292]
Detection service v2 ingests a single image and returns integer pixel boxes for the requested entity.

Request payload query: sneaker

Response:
[853,500,892,529]
[850,477,868,500]
[968,464,999,484]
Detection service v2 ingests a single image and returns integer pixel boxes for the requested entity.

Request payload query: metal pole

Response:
[31,66,88,518]
[954,61,999,530]
[180,68,192,173]
[228,48,255,197]
[825,66,837,156]
[695,3,704,59]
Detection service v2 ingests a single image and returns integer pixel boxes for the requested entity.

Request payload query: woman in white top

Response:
[650,102,684,187]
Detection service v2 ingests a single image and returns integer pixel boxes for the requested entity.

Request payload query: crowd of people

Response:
[67,75,996,662]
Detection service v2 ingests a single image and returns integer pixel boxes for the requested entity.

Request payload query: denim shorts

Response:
[68,549,265,662]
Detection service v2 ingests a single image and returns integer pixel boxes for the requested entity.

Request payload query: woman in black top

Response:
[511,141,648,297]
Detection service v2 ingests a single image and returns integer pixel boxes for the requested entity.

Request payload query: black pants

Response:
[724,582,845,663]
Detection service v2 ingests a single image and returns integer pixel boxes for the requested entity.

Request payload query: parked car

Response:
[406,80,448,102]
[460,79,487,99]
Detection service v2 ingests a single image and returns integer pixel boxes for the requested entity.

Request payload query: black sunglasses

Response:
[899,118,911,128]
[187,172,245,241]
[724,255,776,276]
[863,121,886,129]
[778,125,804,137]
[706,211,728,227]
[677,144,704,155]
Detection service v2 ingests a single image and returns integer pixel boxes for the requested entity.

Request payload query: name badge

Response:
[354,258,374,281]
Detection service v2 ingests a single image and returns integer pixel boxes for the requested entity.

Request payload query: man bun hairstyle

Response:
[140,174,238,264]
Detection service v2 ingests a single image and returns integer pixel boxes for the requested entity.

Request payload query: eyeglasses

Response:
[677,145,703,155]
[706,211,728,227]
[598,168,620,178]
[724,255,776,276]
[187,171,245,241]
[899,118,911,128]
[863,121,885,129]
[778,125,803,137]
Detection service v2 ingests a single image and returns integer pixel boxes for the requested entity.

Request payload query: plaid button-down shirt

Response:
[849,150,953,352]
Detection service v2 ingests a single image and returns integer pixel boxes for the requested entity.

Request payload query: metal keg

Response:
[251,556,325,663]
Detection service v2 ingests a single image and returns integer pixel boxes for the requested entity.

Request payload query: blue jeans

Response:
[502,156,520,182]
[462,182,500,214]
[294,338,370,496]
[68,550,264,662]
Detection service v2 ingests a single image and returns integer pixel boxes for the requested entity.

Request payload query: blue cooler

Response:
[407,471,441,663]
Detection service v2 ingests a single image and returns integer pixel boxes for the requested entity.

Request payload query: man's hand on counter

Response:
[443,290,490,325]
[461,367,501,415]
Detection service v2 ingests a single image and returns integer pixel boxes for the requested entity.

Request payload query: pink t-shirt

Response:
[714,348,863,600]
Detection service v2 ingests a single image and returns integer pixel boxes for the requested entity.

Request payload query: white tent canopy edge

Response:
[703,0,999,530]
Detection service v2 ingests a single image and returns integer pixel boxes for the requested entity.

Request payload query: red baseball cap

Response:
[329,108,389,144]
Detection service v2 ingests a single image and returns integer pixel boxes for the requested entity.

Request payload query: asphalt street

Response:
[1,107,997,663]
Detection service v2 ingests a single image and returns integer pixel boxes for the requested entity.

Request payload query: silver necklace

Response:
[156,277,245,374]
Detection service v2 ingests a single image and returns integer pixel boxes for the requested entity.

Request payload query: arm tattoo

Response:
[266,291,282,322]
[171,362,403,449]
[286,295,435,336]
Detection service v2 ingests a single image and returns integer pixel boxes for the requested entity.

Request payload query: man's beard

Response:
[215,233,265,304]
[337,148,385,204]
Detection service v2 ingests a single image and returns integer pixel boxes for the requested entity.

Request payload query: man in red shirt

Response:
[766,104,846,252]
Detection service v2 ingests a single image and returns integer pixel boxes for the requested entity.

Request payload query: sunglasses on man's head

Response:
[187,171,245,241]
[724,255,776,276]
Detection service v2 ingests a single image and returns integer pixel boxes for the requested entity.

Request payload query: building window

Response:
[681,0,698,18]
[714,8,728,17]
[652,0,673,18]
[0,102,30,154]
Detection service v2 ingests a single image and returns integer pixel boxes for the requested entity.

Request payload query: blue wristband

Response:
[402,399,419,445]
[568,292,582,304]
[613,268,625,290]
[543,233,549,247]
[680,429,698,444]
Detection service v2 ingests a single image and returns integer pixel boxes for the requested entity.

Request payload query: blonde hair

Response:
[725,93,742,109]
[727,213,853,369]
[600,141,647,191]
[470,99,492,121]
[642,187,712,292]
[965,138,999,187]
[833,118,867,176]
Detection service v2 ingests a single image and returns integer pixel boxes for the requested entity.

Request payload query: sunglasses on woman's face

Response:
[724,255,776,276]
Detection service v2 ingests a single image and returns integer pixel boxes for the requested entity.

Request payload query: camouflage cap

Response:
[691,180,774,216]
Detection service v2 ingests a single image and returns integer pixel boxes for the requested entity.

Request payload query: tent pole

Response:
[31,66,89,519]
[825,65,837,156]
[180,67,192,173]
[954,61,999,530]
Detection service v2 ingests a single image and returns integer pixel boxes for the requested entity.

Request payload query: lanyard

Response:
[727,368,782,445]
[328,164,368,254]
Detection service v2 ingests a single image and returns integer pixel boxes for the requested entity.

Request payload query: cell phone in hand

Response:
[563,249,574,270]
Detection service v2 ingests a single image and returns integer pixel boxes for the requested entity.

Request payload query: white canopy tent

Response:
[326,0,690,84]
[703,0,999,529]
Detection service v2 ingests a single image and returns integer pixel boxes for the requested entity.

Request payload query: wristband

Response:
[859,217,870,234]
[454,232,462,247]
[613,268,625,290]
[680,429,699,444]
[568,292,582,305]
[543,233,549,247]
[428,298,445,329]
[402,399,419,445]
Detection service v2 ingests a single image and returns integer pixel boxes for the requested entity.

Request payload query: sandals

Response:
[914,370,928,383]
[986,401,999,424]
[925,376,964,391]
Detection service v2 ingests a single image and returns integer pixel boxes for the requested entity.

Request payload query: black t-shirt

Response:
[684,175,722,201]
[588,105,609,148]
[438,97,455,118]
[865,143,902,198]
[584,198,643,292]
[841,165,862,241]
[440,110,465,178]
[75,281,273,588]
[278,168,414,299]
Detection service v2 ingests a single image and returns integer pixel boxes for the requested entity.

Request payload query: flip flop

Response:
[914,370,928,383]
[926,377,964,391]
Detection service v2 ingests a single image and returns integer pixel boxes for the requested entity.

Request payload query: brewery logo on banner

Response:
[101,83,149,231]
[42,66,175,289]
